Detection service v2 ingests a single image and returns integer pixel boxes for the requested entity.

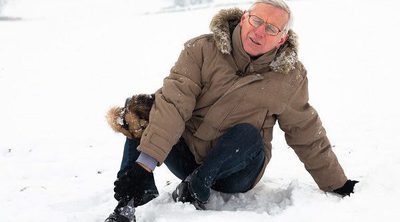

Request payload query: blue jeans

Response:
[118,123,265,194]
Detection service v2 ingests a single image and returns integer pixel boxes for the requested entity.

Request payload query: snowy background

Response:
[1,0,400,221]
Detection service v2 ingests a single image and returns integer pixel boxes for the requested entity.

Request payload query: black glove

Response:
[113,162,159,207]
[333,180,359,197]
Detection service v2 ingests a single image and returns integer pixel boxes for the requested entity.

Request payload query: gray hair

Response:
[249,0,293,35]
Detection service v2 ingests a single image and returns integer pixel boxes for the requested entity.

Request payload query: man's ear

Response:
[239,11,247,27]
[277,34,289,48]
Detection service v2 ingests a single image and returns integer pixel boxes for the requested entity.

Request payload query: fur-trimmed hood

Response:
[210,8,299,74]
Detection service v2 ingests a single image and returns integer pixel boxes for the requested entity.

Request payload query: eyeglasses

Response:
[248,13,282,36]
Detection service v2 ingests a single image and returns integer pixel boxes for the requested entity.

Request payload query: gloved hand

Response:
[113,162,159,207]
[333,179,359,197]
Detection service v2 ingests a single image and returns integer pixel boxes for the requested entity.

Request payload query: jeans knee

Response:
[229,123,262,141]
[222,123,264,154]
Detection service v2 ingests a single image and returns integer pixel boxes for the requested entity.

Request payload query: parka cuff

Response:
[136,152,158,171]
[138,124,178,164]
[320,176,348,192]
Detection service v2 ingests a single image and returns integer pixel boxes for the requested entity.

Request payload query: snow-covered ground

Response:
[1,0,400,221]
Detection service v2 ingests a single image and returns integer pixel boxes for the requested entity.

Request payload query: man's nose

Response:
[253,25,266,38]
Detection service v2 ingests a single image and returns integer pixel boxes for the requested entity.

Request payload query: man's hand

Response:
[333,180,359,197]
[113,162,159,207]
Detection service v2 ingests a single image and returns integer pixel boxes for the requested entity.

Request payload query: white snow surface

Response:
[1,0,400,221]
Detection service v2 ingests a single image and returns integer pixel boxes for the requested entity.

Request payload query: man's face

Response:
[239,3,289,56]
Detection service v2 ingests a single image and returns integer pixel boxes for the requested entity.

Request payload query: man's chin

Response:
[244,45,262,57]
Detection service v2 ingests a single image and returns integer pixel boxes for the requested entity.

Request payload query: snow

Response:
[1,0,400,221]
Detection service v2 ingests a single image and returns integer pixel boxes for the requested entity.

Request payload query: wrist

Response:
[137,162,152,172]
[136,152,157,171]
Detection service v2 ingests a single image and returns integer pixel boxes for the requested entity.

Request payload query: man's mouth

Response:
[249,37,261,46]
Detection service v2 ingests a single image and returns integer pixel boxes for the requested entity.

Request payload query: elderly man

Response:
[105,0,358,221]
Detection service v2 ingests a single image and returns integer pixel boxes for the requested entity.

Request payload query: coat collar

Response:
[209,8,299,74]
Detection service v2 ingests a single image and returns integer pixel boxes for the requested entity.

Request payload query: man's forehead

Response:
[250,3,289,19]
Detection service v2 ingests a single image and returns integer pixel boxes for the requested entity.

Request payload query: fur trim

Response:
[126,94,154,121]
[210,8,243,55]
[210,8,299,74]
[106,107,134,138]
[270,30,298,74]
[106,94,155,139]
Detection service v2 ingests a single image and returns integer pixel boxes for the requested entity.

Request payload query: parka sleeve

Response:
[277,68,348,191]
[137,41,203,164]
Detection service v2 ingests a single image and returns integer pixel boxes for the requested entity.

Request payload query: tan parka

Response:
[137,8,347,191]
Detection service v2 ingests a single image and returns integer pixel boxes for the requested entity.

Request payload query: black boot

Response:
[105,198,136,222]
[172,177,207,210]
